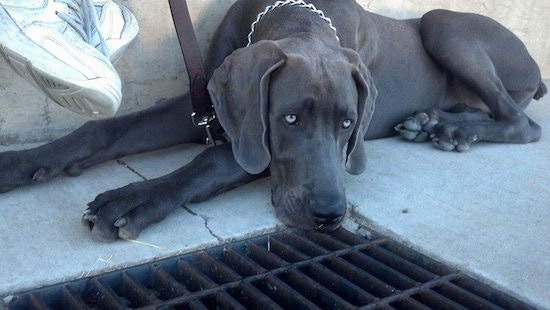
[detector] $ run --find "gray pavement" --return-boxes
[1,96,549,308]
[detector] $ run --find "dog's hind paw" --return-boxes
[395,112,439,142]
[430,123,480,152]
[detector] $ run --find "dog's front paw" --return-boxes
[395,112,439,142]
[82,182,178,242]
[0,149,62,193]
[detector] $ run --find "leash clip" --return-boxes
[191,111,218,145]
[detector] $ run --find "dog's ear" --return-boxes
[208,41,287,174]
[343,49,377,175]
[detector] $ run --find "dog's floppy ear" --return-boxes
[208,41,287,174]
[343,49,377,175]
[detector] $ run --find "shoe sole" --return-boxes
[0,6,121,117]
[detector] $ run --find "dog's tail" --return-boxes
[534,80,547,100]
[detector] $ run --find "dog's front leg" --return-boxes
[82,143,263,242]
[0,95,205,193]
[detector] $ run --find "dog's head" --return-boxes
[208,39,376,231]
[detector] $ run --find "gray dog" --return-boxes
[0,0,546,241]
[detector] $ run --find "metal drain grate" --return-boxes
[2,228,534,309]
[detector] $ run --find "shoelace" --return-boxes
[55,0,109,57]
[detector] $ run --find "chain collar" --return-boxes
[247,0,340,46]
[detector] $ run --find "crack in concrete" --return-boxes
[115,159,148,181]
[182,206,223,242]
[110,160,225,243]
[105,158,225,243]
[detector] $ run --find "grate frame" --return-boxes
[2,228,535,309]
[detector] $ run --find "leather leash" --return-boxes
[168,0,219,144]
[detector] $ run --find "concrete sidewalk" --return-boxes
[1,97,549,308]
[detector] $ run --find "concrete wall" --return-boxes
[1,0,549,144]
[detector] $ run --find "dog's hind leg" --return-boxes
[415,9,544,151]
[0,94,206,192]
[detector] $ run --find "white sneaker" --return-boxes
[94,0,139,62]
[0,0,139,117]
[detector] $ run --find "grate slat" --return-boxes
[61,286,88,309]
[279,231,329,256]
[437,281,506,309]
[307,228,371,250]
[274,233,377,305]
[151,266,187,300]
[177,259,217,291]
[90,278,127,309]
[174,259,245,307]
[279,230,395,301]
[453,277,527,309]
[232,283,284,310]
[28,293,50,310]
[187,302,209,310]
[278,268,355,309]
[327,255,396,297]
[222,247,266,277]
[222,245,317,308]
[348,250,418,289]
[360,274,461,310]
[250,238,355,309]
[302,262,376,305]
[2,228,536,309]
[367,245,437,282]
[268,236,308,262]
[121,271,158,307]
[212,292,247,309]
[413,288,470,309]
[381,240,455,276]
[196,251,243,283]
[254,276,321,309]
[389,296,432,310]
[246,241,289,269]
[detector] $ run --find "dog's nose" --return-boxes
[310,195,346,231]
[313,213,344,230]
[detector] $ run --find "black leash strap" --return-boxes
[168,0,218,144]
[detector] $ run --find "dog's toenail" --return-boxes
[115,218,128,228]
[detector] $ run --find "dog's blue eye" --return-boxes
[284,114,299,125]
[342,119,353,129]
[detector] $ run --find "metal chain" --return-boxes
[247,0,340,46]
